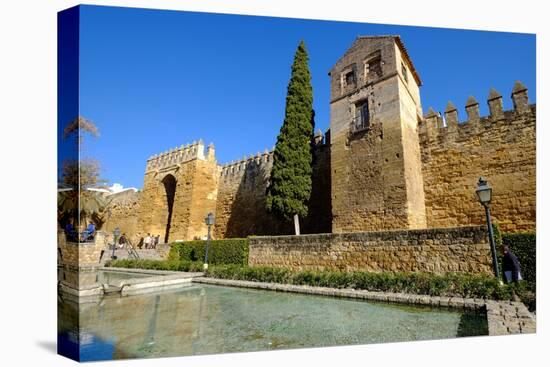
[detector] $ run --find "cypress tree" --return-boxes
[266,40,314,234]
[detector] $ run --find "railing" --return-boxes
[126,239,140,260]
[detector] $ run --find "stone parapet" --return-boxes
[58,230,108,268]
[248,226,493,274]
[146,140,206,172]
[419,85,535,232]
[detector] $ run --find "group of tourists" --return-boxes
[138,233,160,249]
[64,219,95,242]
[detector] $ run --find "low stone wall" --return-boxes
[248,226,493,274]
[58,230,108,268]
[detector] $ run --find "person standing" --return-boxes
[118,233,127,249]
[144,233,152,249]
[502,245,522,283]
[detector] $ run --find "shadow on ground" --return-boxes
[36,340,57,354]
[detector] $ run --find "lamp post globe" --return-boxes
[476,178,499,279]
[476,177,492,206]
[203,213,215,270]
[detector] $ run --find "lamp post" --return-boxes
[475,177,500,279]
[112,227,120,260]
[203,213,215,270]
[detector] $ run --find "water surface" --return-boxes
[58,284,488,361]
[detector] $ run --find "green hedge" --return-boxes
[168,238,249,265]
[501,233,536,283]
[493,224,536,283]
[103,259,532,304]
[105,259,204,272]
[205,265,526,301]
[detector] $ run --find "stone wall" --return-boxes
[214,140,331,239]
[128,38,535,240]
[329,36,427,233]
[420,84,535,232]
[214,150,288,238]
[102,189,140,243]
[58,230,107,268]
[248,226,493,274]
[137,141,219,242]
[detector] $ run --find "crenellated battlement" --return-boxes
[219,149,274,181]
[146,139,216,172]
[419,81,535,233]
[129,36,534,244]
[218,129,330,181]
[419,81,534,140]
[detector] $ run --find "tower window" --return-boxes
[402,63,408,83]
[364,57,382,82]
[344,70,356,86]
[354,100,370,131]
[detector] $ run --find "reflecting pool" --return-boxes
[58,284,488,361]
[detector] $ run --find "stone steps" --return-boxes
[100,248,164,264]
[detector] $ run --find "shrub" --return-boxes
[493,224,536,284]
[204,265,521,301]
[501,233,536,283]
[168,238,248,265]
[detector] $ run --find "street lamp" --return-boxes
[112,227,121,260]
[475,177,500,279]
[203,213,215,270]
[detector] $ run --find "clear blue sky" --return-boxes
[77,5,536,189]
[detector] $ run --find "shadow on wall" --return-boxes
[222,138,332,238]
[224,162,293,237]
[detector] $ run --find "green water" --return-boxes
[58,284,488,361]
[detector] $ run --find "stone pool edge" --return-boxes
[192,277,536,337]
[59,267,203,299]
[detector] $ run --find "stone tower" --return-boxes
[137,140,219,242]
[329,35,427,232]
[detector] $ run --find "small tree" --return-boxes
[59,116,109,229]
[266,41,314,235]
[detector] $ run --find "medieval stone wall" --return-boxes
[58,230,107,268]
[249,226,493,275]
[214,140,331,239]
[103,189,141,243]
[118,37,535,242]
[329,36,427,233]
[419,84,535,232]
[137,141,219,242]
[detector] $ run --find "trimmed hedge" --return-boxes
[501,233,536,283]
[168,238,249,265]
[493,224,536,283]
[103,259,532,305]
[205,265,526,301]
[105,259,204,272]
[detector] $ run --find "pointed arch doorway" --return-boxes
[162,174,177,243]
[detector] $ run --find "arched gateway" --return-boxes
[161,174,176,243]
[137,140,219,242]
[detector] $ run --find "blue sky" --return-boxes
[77,5,536,189]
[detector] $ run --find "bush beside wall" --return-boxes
[104,260,531,304]
[493,224,536,284]
[205,265,525,301]
[501,233,536,283]
[168,238,249,265]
